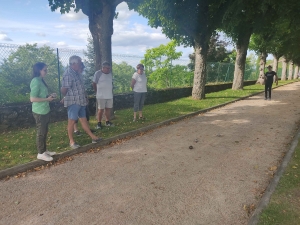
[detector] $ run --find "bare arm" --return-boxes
[131,79,136,90]
[61,87,68,96]
[30,96,54,103]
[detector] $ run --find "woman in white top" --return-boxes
[131,64,147,121]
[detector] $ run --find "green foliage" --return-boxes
[113,62,136,93]
[141,40,192,89]
[0,44,62,105]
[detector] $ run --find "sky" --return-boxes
[0,0,194,59]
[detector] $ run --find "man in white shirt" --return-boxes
[92,61,114,129]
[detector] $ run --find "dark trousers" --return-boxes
[33,112,50,154]
[265,82,273,99]
[133,92,146,112]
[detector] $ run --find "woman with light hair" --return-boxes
[131,63,147,121]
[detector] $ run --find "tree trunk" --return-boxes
[88,3,115,71]
[288,61,293,80]
[256,51,267,85]
[232,30,252,90]
[294,65,299,79]
[192,41,208,100]
[272,54,279,72]
[281,57,287,80]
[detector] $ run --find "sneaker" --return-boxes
[264,98,267,100]
[106,121,114,127]
[268,98,271,101]
[92,138,102,143]
[70,143,80,149]
[45,150,56,156]
[96,122,102,130]
[37,152,53,161]
[74,130,81,136]
[90,129,96,133]
[139,117,146,120]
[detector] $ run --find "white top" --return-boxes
[132,72,147,92]
[93,70,113,99]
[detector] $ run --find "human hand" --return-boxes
[60,98,64,104]
[47,95,55,102]
[50,93,57,99]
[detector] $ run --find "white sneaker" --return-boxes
[45,150,56,156]
[37,152,53,161]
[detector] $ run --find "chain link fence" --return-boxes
[0,43,258,104]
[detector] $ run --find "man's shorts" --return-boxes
[97,99,113,109]
[67,104,86,120]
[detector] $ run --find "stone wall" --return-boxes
[0,81,256,131]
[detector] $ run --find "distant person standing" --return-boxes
[93,61,114,129]
[30,62,57,161]
[131,64,147,121]
[264,65,278,101]
[61,55,101,149]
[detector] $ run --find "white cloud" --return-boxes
[0,32,13,41]
[36,32,46,37]
[59,9,87,21]
[116,2,134,20]
[55,24,66,29]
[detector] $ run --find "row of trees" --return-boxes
[48,0,300,100]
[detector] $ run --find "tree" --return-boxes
[129,0,232,99]
[49,0,139,71]
[188,34,232,71]
[0,44,62,105]
[141,40,184,89]
[113,62,135,93]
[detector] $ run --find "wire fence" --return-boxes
[0,43,258,105]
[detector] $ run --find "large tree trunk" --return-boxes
[88,3,115,70]
[232,30,252,90]
[281,57,287,80]
[272,54,279,72]
[256,51,267,85]
[294,65,299,79]
[192,41,208,100]
[288,61,293,80]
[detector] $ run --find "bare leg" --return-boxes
[97,109,104,122]
[105,108,111,122]
[79,117,98,139]
[68,119,76,145]
[139,111,143,118]
[133,112,137,120]
[74,122,79,132]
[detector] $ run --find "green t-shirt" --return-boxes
[30,77,50,115]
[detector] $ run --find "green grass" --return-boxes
[0,80,295,170]
[258,139,300,225]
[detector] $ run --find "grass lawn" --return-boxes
[258,138,300,225]
[0,80,295,170]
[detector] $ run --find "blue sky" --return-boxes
[0,0,194,59]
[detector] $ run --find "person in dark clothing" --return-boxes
[264,65,278,100]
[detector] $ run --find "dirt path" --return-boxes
[1,82,300,225]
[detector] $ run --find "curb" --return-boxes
[248,127,300,225]
[0,82,296,180]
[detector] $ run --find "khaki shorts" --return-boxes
[97,98,113,109]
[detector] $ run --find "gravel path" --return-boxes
[1,82,300,225]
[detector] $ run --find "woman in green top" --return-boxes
[30,62,57,161]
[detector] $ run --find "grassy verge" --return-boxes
[258,138,300,225]
[0,80,295,170]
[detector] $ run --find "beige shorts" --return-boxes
[97,99,113,109]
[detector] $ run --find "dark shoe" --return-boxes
[139,117,146,120]
[106,121,115,127]
[96,122,102,130]
[90,129,96,133]
[264,98,267,100]
[74,130,81,136]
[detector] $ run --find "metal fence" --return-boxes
[0,43,258,104]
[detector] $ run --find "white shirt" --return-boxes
[93,70,113,99]
[132,72,147,92]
